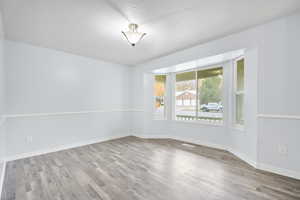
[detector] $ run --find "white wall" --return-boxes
[3,40,131,159]
[229,48,259,166]
[257,13,300,177]
[0,11,6,194]
[131,12,300,178]
[5,41,131,114]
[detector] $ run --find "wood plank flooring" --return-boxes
[1,136,300,200]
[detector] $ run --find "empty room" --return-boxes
[0,0,300,199]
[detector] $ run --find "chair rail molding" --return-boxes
[257,114,300,120]
[3,109,142,118]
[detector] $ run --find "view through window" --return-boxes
[154,75,166,119]
[175,67,223,122]
[175,71,197,120]
[235,58,245,125]
[197,68,223,121]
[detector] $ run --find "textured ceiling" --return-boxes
[1,0,300,65]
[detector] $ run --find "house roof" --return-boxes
[176,90,196,97]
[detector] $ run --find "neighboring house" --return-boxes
[176,90,196,106]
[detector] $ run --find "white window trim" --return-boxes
[233,56,245,129]
[152,56,247,129]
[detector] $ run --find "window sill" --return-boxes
[173,120,224,127]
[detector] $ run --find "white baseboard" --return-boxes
[138,134,227,150]
[257,163,300,180]
[228,148,257,168]
[0,161,6,199]
[5,134,130,162]
[136,134,300,180]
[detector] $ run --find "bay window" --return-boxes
[152,51,245,127]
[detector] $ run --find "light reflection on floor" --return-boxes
[150,143,227,198]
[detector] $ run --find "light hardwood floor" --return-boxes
[1,136,300,200]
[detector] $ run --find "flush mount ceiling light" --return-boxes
[122,23,146,46]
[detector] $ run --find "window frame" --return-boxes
[153,74,168,120]
[172,64,224,125]
[233,56,245,129]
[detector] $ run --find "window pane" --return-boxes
[237,58,244,91]
[175,71,196,120]
[197,67,223,122]
[154,75,166,119]
[236,94,244,125]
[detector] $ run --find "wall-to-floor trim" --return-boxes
[0,117,6,199]
[0,161,6,199]
[228,148,258,168]
[5,134,130,162]
[137,134,299,180]
[257,163,300,180]
[138,134,227,150]
[138,134,258,167]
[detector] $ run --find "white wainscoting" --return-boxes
[2,109,133,161]
[0,109,145,161]
[0,116,5,127]
[257,113,300,180]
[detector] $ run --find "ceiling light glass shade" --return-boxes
[122,23,146,46]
